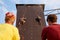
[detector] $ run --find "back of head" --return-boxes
[5,12,15,25]
[47,14,57,23]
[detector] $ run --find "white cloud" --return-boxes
[14,0,20,4]
[0,0,5,5]
[0,0,8,12]
[40,0,46,4]
[44,0,60,9]
[1,6,8,13]
[11,0,20,4]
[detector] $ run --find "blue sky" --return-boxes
[0,0,60,26]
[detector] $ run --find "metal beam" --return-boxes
[44,8,60,12]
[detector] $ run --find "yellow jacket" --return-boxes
[0,23,20,40]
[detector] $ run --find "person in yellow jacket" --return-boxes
[0,12,20,40]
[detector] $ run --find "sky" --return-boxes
[0,0,60,26]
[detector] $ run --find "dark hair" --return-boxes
[47,14,57,23]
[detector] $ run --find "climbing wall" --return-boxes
[16,4,46,40]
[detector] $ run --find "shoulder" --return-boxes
[42,27,48,31]
[42,27,49,34]
[1,23,18,30]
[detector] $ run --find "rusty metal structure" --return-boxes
[16,4,46,40]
